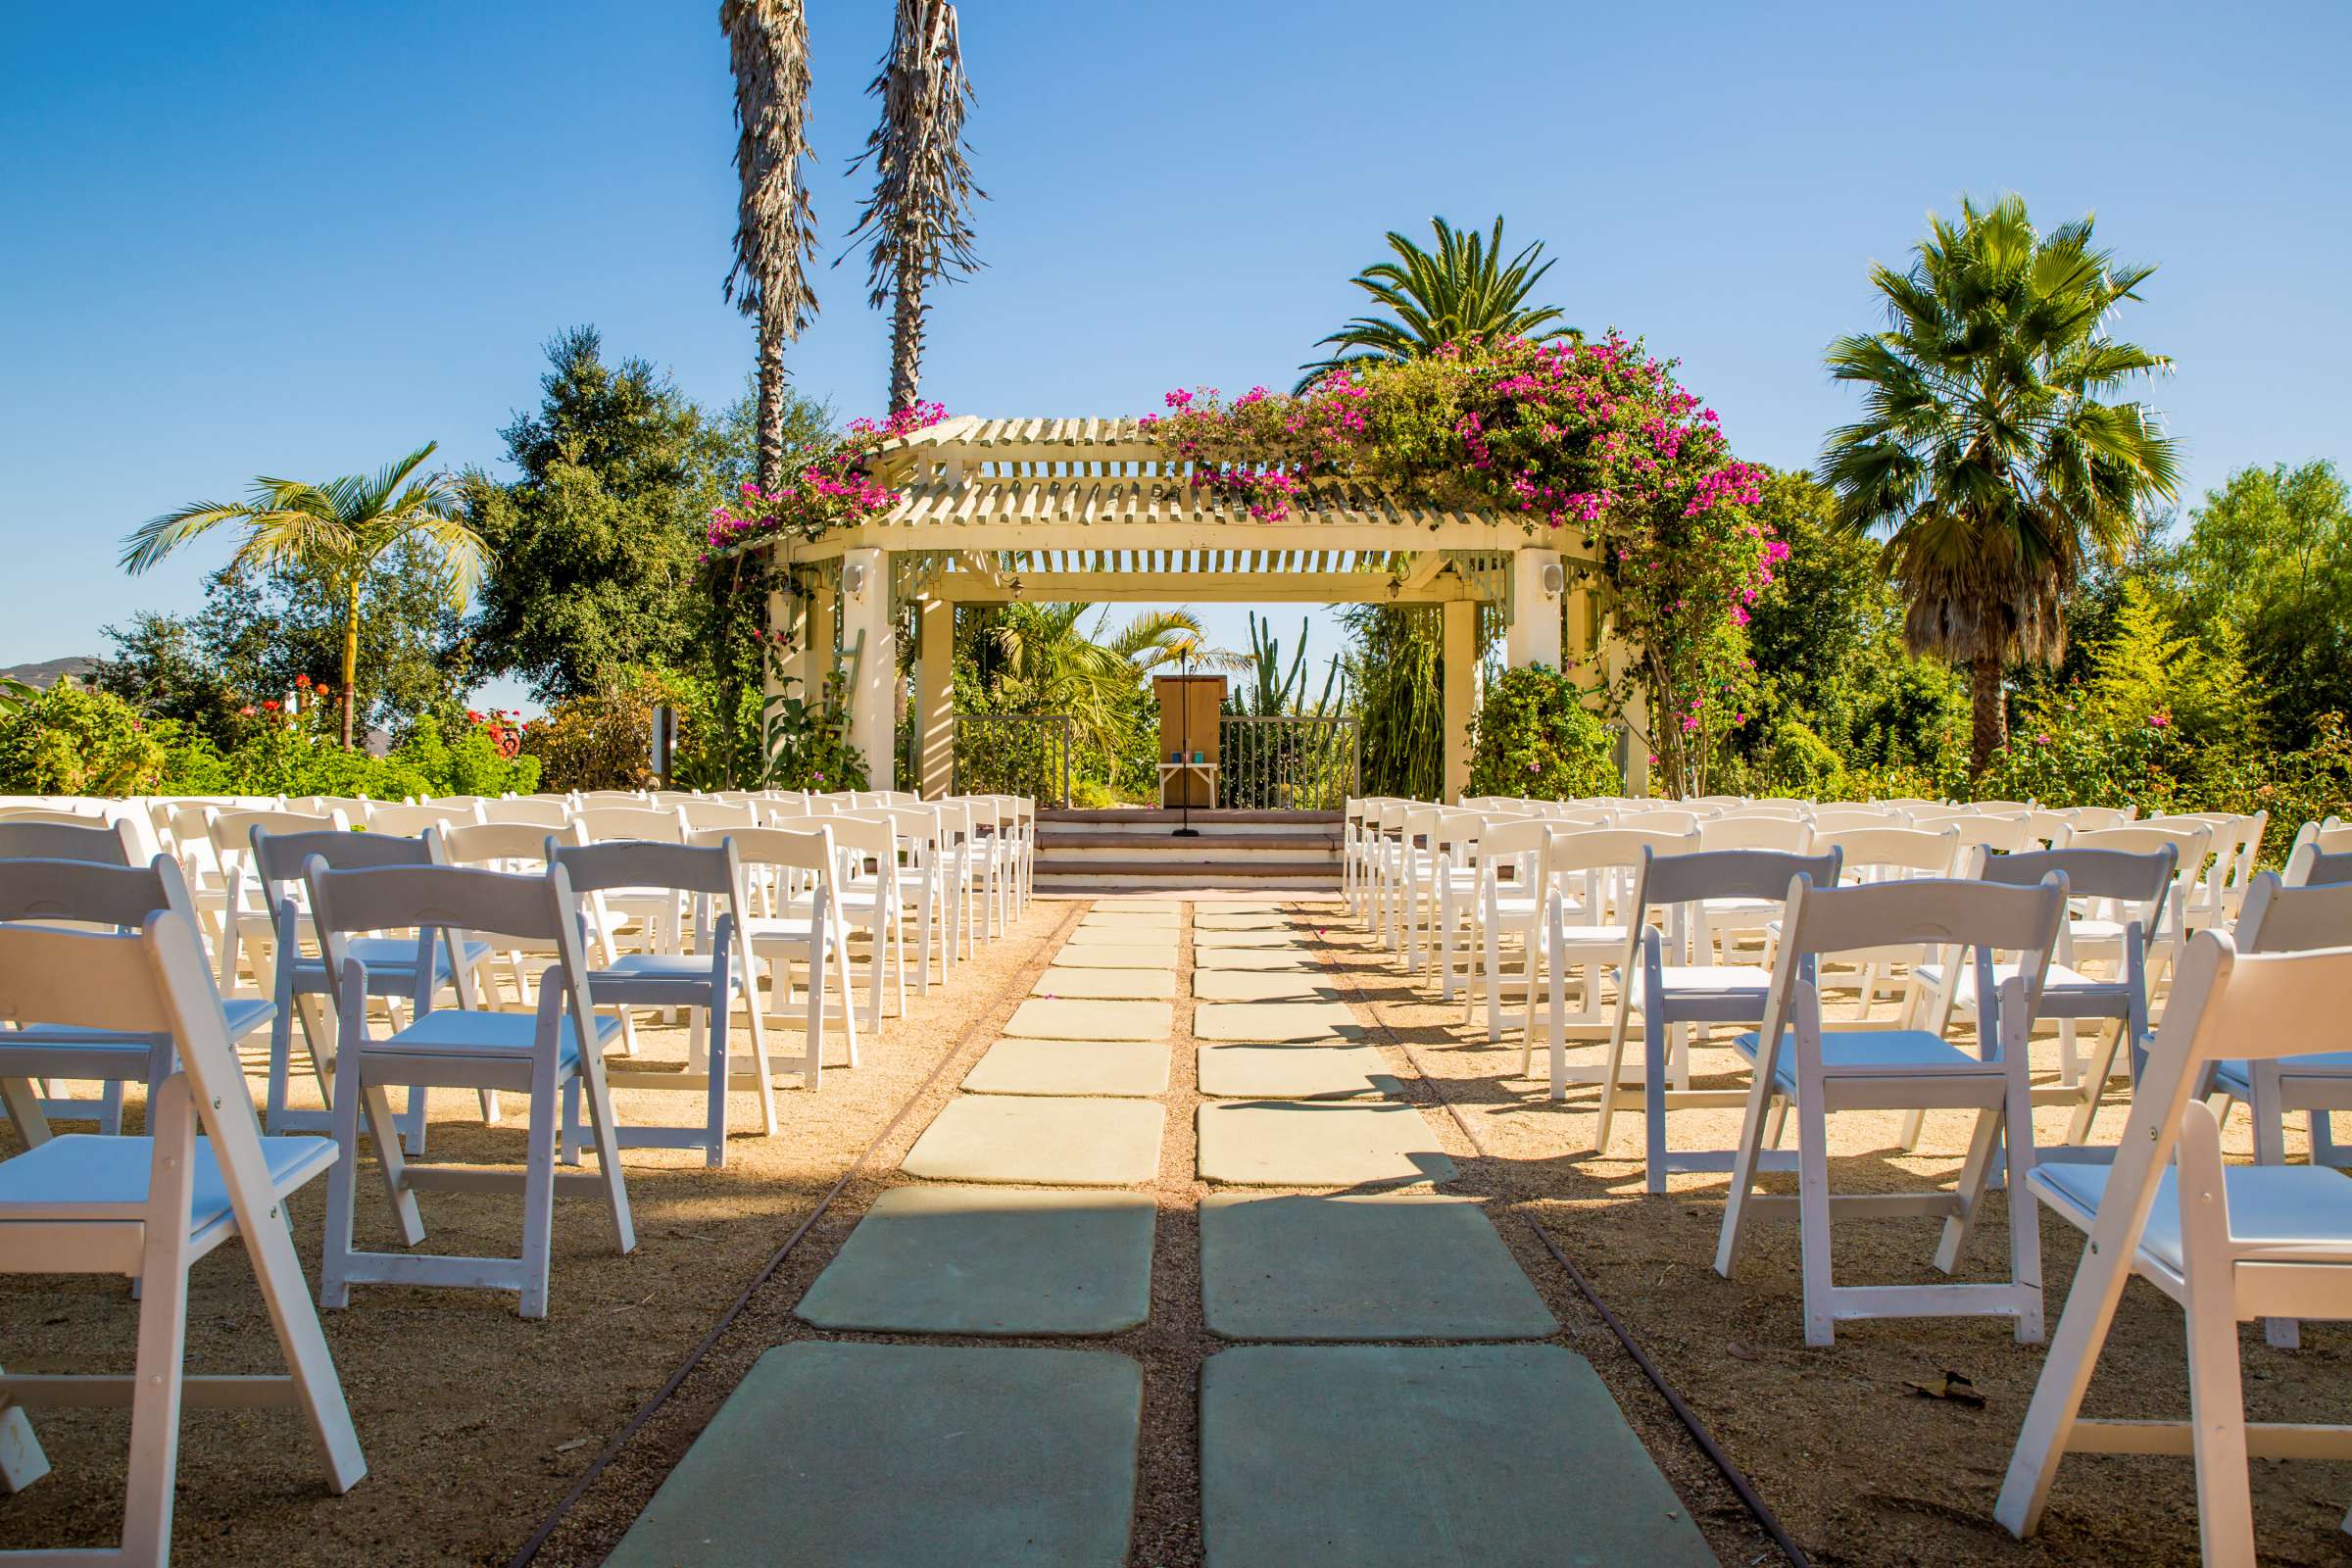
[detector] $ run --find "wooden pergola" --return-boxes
[764,416,1644,800]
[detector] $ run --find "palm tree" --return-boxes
[122,444,486,749]
[1296,216,1578,392]
[988,604,1236,762]
[722,0,819,496]
[1821,194,2180,772]
[843,0,983,414]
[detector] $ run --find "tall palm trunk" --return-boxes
[1969,652,2005,776]
[756,316,791,495]
[889,248,926,413]
[340,591,362,750]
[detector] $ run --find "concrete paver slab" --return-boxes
[1197,1102,1454,1187]
[1053,942,1179,969]
[1193,929,1308,950]
[1195,1002,1361,1042]
[1200,1195,1556,1340]
[1200,1345,1712,1567]
[1194,911,1290,930]
[906,1096,1165,1185]
[1037,967,1175,1000]
[798,1187,1156,1335]
[964,1039,1171,1098]
[609,1343,1140,1568]
[1066,924,1183,947]
[1091,899,1184,911]
[1196,1045,1399,1101]
[1194,946,1325,972]
[1078,911,1180,930]
[1006,998,1171,1041]
[1194,970,1340,1003]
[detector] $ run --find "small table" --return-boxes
[1157,760,1217,808]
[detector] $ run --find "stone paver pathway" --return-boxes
[612,894,1716,1567]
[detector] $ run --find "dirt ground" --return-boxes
[8,895,2351,1566]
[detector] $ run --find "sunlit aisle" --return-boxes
[607,898,1711,1566]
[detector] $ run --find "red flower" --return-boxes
[262,700,281,712]
[294,673,312,688]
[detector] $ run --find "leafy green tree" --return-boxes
[466,328,782,703]
[0,684,167,796]
[1297,217,1578,391]
[2084,577,2187,726]
[2157,460,2352,748]
[844,0,983,411]
[1735,468,1966,784]
[122,443,486,748]
[982,602,1217,763]
[1466,664,1618,800]
[1821,194,2180,773]
[90,611,239,737]
[1341,605,1447,800]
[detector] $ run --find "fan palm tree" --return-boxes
[721,0,819,495]
[1296,216,1578,392]
[1821,194,2180,773]
[843,0,983,414]
[122,443,486,748]
[988,604,1238,761]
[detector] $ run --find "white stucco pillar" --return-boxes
[916,598,954,799]
[1506,548,1563,670]
[842,547,895,790]
[1442,600,1476,804]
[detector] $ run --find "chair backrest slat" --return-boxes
[0,817,140,865]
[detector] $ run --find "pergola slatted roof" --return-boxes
[775,414,1595,602]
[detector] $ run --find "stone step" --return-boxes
[1039,833,1340,855]
[1035,859,1341,881]
[1041,808,1342,826]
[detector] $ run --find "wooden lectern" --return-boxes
[1153,675,1225,808]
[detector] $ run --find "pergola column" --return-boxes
[1442,600,1475,803]
[1506,548,1563,669]
[788,569,834,706]
[916,597,954,799]
[842,547,895,790]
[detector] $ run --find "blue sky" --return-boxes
[5,0,2346,710]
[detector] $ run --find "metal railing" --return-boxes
[951,713,1073,807]
[1216,716,1360,811]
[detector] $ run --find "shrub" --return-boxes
[1465,664,1620,800]
[522,667,679,792]
[0,683,167,796]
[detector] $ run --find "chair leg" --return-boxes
[704,996,729,1169]
[578,1063,635,1252]
[1593,999,1634,1155]
[1936,1108,2003,1276]
[1794,1072,1838,1347]
[2180,1153,2257,1560]
[1643,1011,1671,1197]
[122,1076,197,1568]
[516,1078,560,1321]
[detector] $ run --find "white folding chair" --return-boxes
[717,824,856,1085]
[557,837,775,1167]
[1534,825,1702,1097]
[0,857,274,1146]
[252,825,495,1152]
[304,859,632,1319]
[1715,870,2066,1346]
[206,808,347,999]
[1596,847,1841,1193]
[0,907,364,1564]
[1996,934,2352,1563]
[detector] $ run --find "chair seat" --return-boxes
[1732,1027,1987,1094]
[4,997,276,1051]
[371,1007,621,1066]
[1700,896,1779,917]
[740,915,822,945]
[1914,960,2111,997]
[0,1132,335,1225]
[1552,923,1627,948]
[291,936,493,983]
[2208,1052,2352,1097]
[2034,1160,2352,1275]
[590,953,740,991]
[1630,965,1773,1004]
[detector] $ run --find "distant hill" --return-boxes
[0,657,100,689]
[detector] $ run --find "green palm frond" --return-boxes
[1296,216,1580,391]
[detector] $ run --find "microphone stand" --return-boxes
[1173,644,1200,838]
